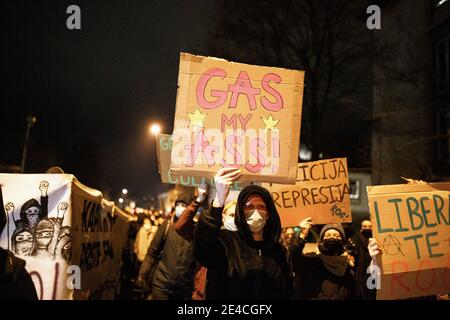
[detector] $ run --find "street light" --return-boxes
[122,188,128,195]
[118,198,124,204]
[149,123,161,136]
[21,114,37,173]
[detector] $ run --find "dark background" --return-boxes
[1,0,448,205]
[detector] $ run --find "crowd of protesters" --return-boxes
[2,168,448,300]
[118,168,446,300]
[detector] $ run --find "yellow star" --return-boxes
[187,108,207,128]
[262,114,279,132]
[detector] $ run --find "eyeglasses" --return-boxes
[243,204,268,213]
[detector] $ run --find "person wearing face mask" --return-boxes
[191,199,238,301]
[347,219,376,300]
[134,218,157,266]
[136,189,206,299]
[193,168,293,299]
[289,219,355,300]
[221,200,238,232]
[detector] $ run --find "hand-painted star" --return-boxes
[187,108,207,128]
[262,114,279,132]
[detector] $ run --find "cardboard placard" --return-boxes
[367,182,450,300]
[157,133,245,190]
[0,174,129,300]
[263,158,351,227]
[170,53,304,184]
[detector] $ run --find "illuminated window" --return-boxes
[349,179,360,201]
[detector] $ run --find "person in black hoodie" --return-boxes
[290,219,355,300]
[347,219,376,300]
[193,168,292,300]
[0,183,38,300]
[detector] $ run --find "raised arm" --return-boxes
[193,168,242,269]
[175,184,208,241]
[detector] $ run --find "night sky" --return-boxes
[1,0,215,203]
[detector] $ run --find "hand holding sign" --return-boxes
[368,238,382,265]
[196,183,209,203]
[299,217,313,240]
[213,168,242,208]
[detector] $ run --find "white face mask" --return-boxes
[175,205,186,218]
[223,217,238,232]
[246,209,266,233]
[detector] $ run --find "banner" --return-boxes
[367,182,450,300]
[170,53,304,184]
[157,133,245,190]
[263,158,351,227]
[0,174,129,300]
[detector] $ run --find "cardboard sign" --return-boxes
[0,174,128,300]
[367,182,450,300]
[170,53,304,184]
[263,158,351,227]
[157,133,245,190]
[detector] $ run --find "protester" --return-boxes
[193,168,293,299]
[347,219,376,299]
[134,217,157,267]
[221,200,237,232]
[191,198,237,300]
[281,227,296,249]
[290,218,355,299]
[137,188,206,300]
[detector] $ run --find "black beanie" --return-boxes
[319,223,346,242]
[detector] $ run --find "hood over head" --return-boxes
[235,185,281,249]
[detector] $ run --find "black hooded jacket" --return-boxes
[289,238,355,300]
[193,185,292,300]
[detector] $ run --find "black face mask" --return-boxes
[361,229,373,238]
[318,238,344,256]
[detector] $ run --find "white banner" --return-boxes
[0,174,129,300]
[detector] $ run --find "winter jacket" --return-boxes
[348,233,376,300]
[193,185,293,300]
[139,202,199,299]
[290,238,355,300]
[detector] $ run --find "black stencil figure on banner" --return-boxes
[5,181,72,261]
[20,181,49,229]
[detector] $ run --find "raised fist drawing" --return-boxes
[5,202,15,215]
[57,202,69,218]
[39,181,49,196]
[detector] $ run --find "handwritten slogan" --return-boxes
[367,182,450,299]
[157,133,245,190]
[170,53,304,184]
[263,158,351,227]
